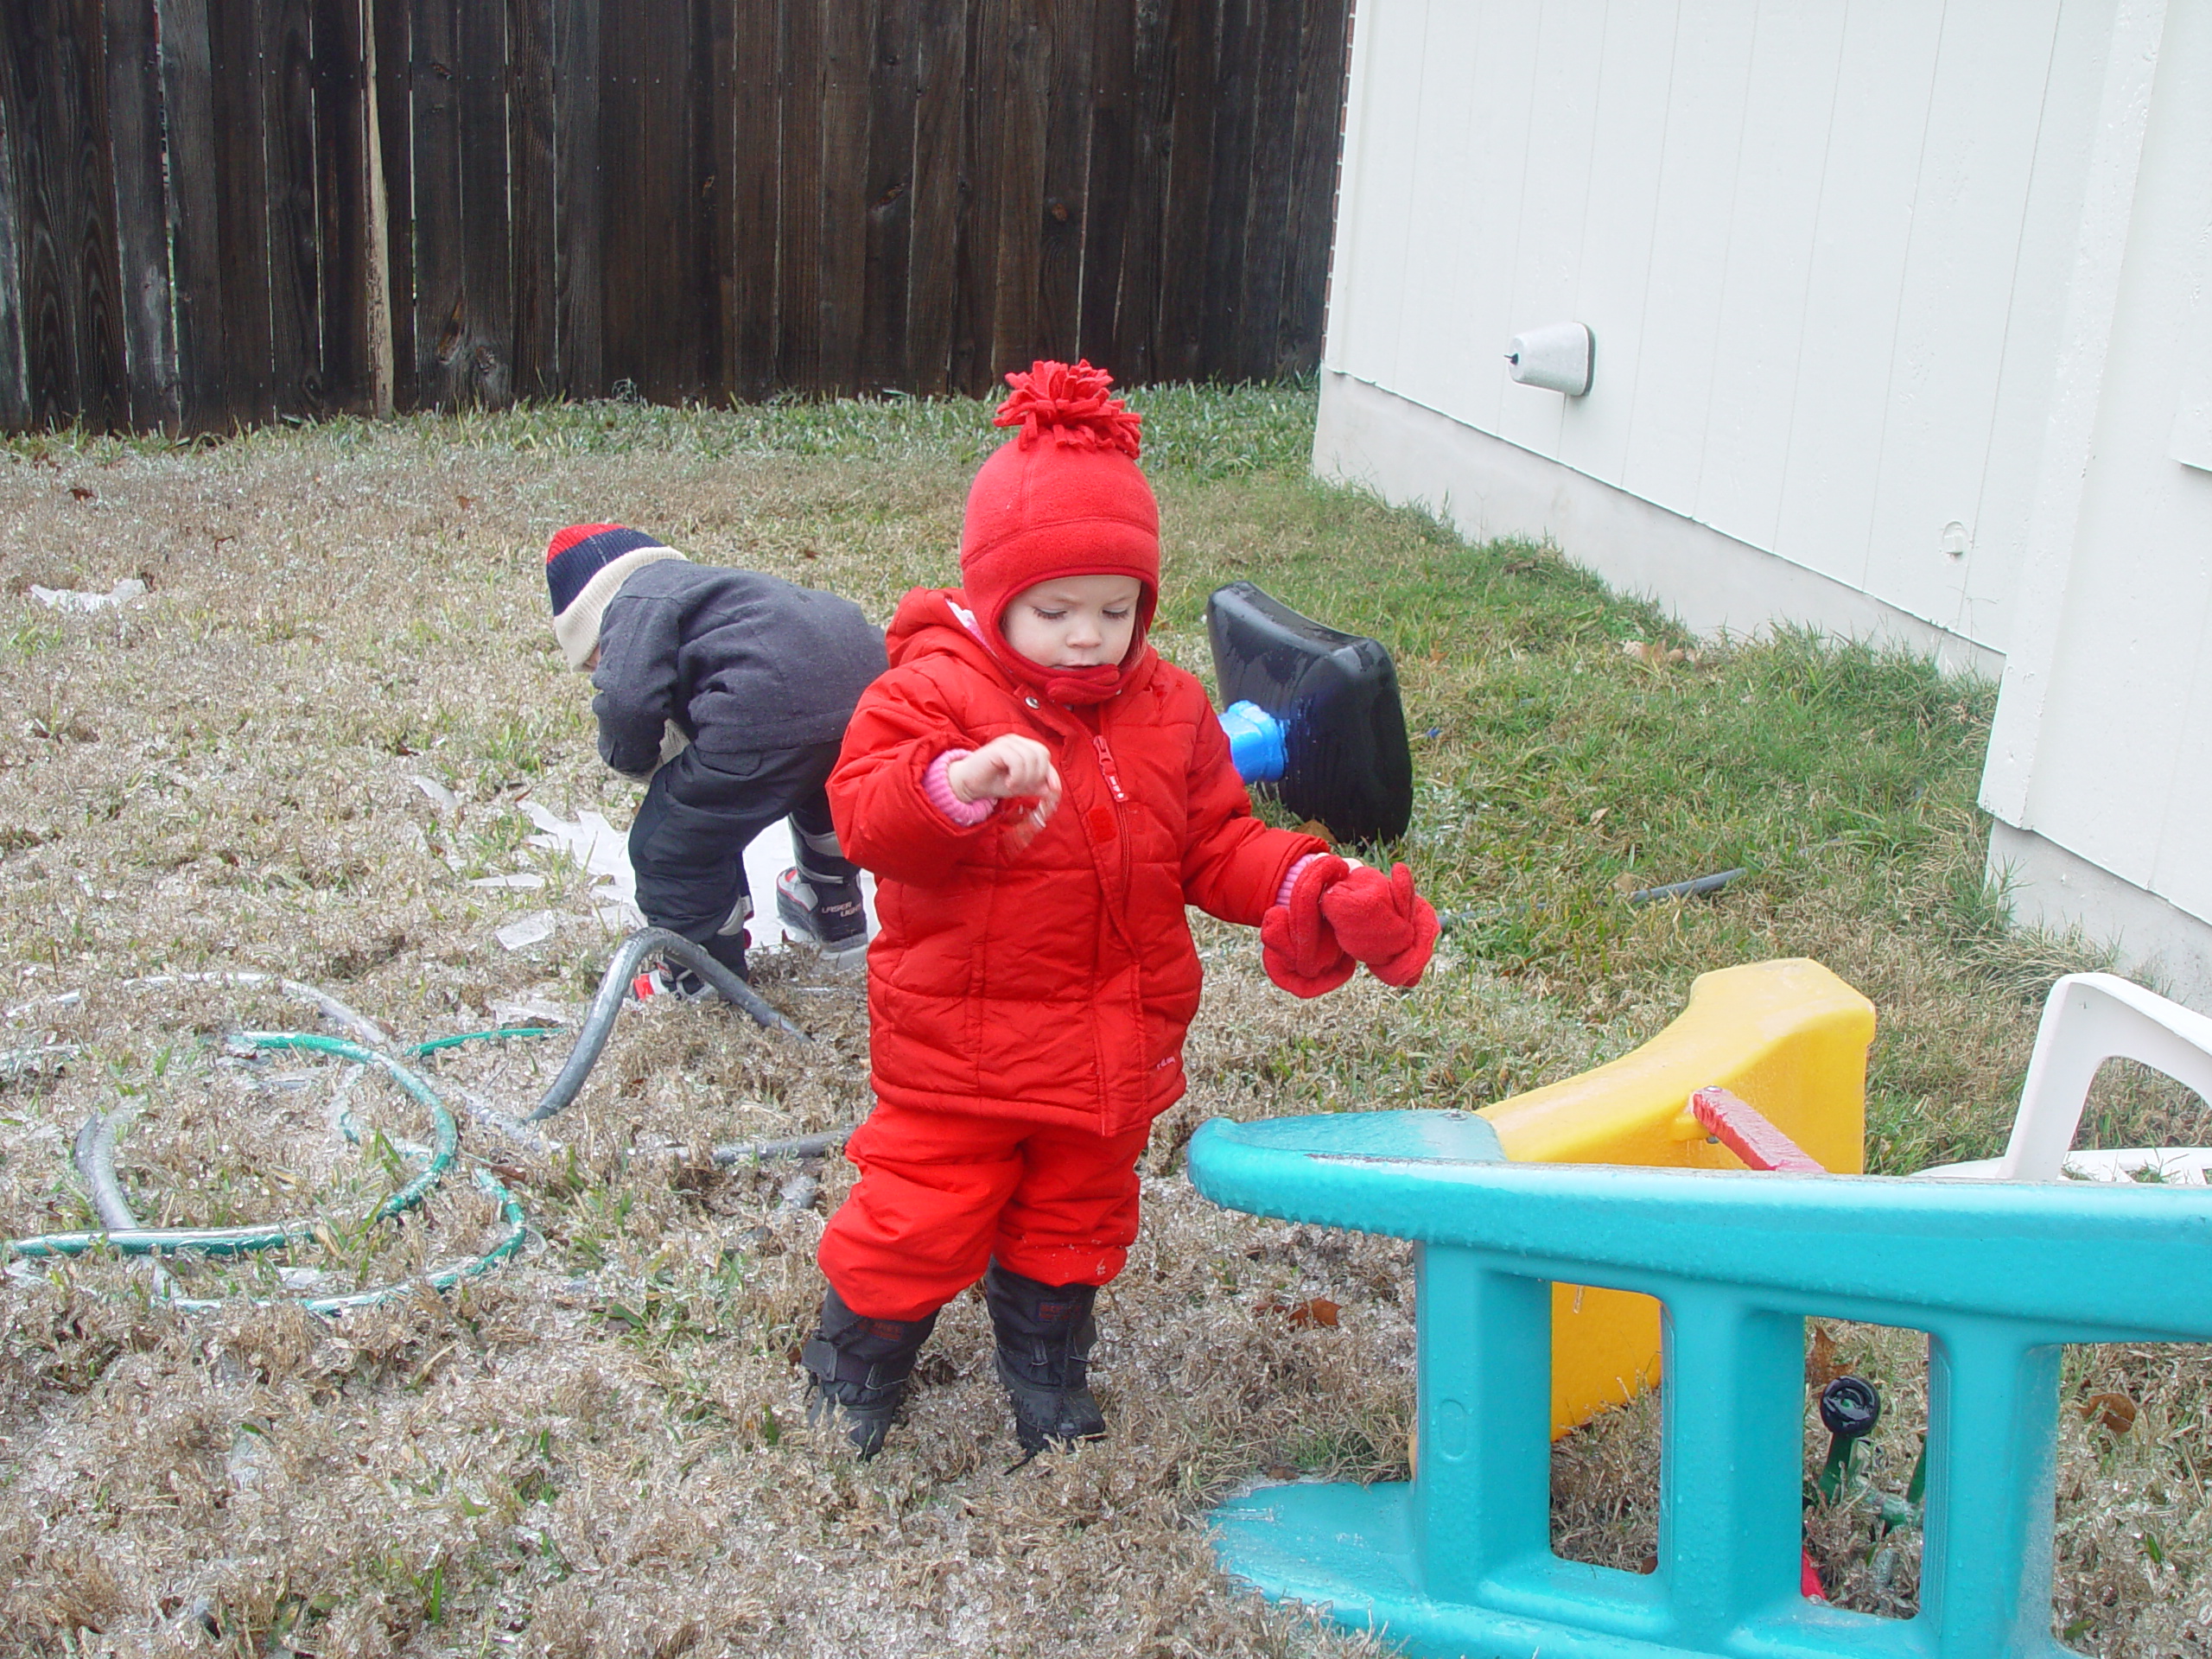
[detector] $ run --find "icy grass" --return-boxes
[0,386,2204,1656]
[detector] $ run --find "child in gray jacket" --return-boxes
[545,524,887,988]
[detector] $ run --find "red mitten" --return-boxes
[1319,862,1440,988]
[1259,855,1354,998]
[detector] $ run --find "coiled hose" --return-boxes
[10,1033,529,1317]
[2,930,833,1317]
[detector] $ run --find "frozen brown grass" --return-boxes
[0,395,2205,1656]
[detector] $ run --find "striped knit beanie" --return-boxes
[544,524,687,671]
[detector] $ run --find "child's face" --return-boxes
[1001,574,1145,670]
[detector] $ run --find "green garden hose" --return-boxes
[10,1033,524,1316]
[3,928,825,1317]
[18,1038,446,1242]
[404,1027,562,1058]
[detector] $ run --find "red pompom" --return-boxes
[993,359,1143,458]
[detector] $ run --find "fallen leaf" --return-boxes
[1294,819,1336,848]
[1264,1464,1298,1481]
[69,486,93,501]
[1257,1295,1340,1329]
[1804,1322,1849,1388]
[2082,1391,2137,1434]
[1621,639,1689,669]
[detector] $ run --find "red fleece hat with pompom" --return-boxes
[960,361,1160,677]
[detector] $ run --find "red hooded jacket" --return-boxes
[829,588,1328,1139]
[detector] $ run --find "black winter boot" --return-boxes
[983,1262,1108,1454]
[800,1287,938,1458]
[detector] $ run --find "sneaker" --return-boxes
[776,868,869,960]
[628,964,712,1002]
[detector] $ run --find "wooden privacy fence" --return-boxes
[0,0,1351,435]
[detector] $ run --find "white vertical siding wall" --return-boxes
[1984,0,2212,932]
[1327,0,2120,658]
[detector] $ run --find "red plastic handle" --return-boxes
[1689,1086,1827,1175]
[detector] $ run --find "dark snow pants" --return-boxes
[626,739,856,975]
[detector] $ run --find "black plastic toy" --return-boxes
[1813,1373,1882,1503]
[1205,582,1413,847]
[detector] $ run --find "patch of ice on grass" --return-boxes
[31,577,145,613]
[494,911,558,951]
[520,802,644,930]
[488,992,569,1026]
[518,802,878,950]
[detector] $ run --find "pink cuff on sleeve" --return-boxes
[1276,852,1325,908]
[924,750,995,827]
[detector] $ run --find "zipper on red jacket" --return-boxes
[1089,724,1136,906]
[1091,734,1128,803]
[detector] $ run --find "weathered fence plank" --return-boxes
[507,0,556,400]
[7,1,127,428]
[104,0,176,428]
[1034,0,1093,367]
[210,0,275,424]
[156,0,225,427]
[369,0,417,411]
[0,11,67,425]
[1234,0,1302,382]
[550,0,601,397]
[409,0,466,405]
[816,0,875,397]
[454,0,510,402]
[0,42,28,428]
[1199,0,1257,380]
[5,0,1351,431]
[1103,0,1172,383]
[726,0,779,401]
[903,0,965,397]
[773,0,825,393]
[1076,0,1132,369]
[984,0,1048,381]
[313,0,372,413]
[1276,0,1348,376]
[268,0,323,411]
[704,0,738,398]
[601,0,709,403]
[857,0,915,396]
[1155,0,1221,384]
[948,0,1004,396]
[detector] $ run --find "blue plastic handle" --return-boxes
[1218,700,1287,784]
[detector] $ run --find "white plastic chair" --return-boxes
[1919,973,2212,1183]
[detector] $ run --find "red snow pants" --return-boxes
[817,1099,1153,1321]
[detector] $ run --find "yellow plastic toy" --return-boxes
[1478,958,1874,1436]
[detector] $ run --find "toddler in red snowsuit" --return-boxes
[801,361,1440,1458]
